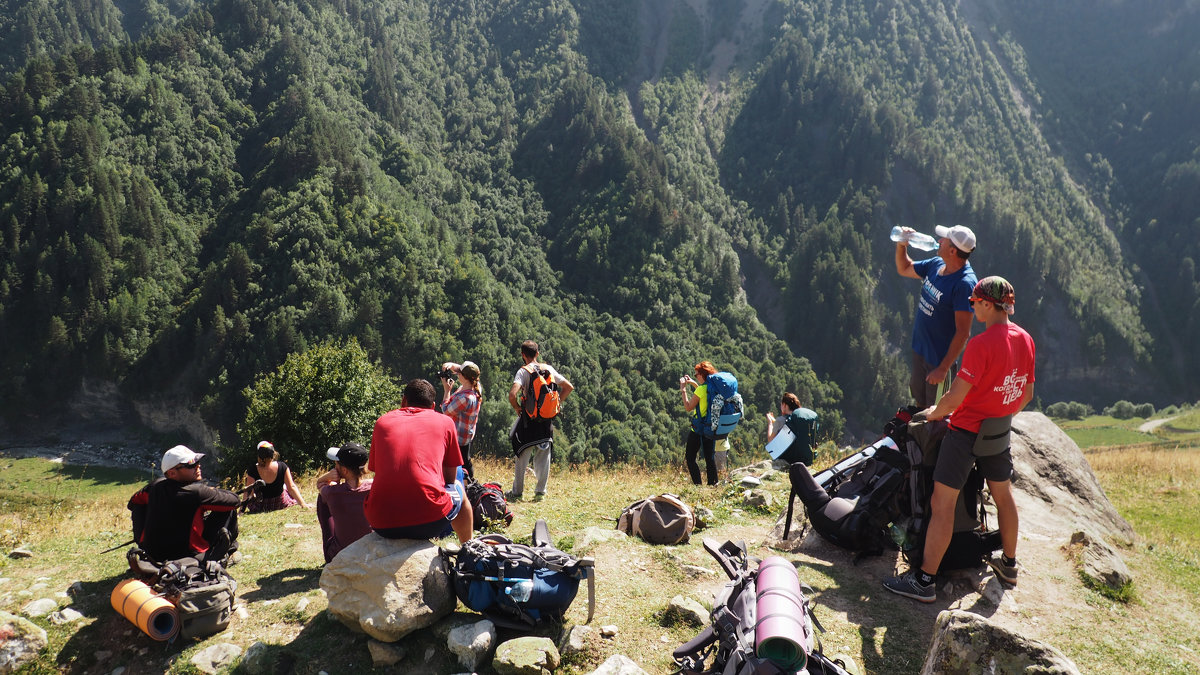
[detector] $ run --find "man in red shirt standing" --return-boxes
[366,379,473,544]
[885,276,1036,602]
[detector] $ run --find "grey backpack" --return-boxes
[616,494,695,545]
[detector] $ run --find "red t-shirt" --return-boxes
[365,407,463,529]
[949,322,1036,433]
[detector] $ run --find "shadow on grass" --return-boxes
[56,571,186,674]
[775,531,1001,673]
[240,566,323,602]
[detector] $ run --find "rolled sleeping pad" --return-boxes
[754,557,812,671]
[111,577,178,641]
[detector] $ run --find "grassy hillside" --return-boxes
[2,440,1198,674]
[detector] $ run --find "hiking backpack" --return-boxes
[126,548,237,640]
[782,406,1002,569]
[446,519,595,630]
[785,438,910,556]
[780,408,820,465]
[616,494,695,545]
[694,371,744,439]
[465,477,514,530]
[895,417,1002,571]
[521,363,561,419]
[673,539,852,675]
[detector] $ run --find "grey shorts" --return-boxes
[932,426,1013,489]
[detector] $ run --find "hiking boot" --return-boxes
[505,491,523,502]
[533,492,546,502]
[883,572,935,603]
[987,553,1019,586]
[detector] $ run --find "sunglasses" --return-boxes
[177,461,200,470]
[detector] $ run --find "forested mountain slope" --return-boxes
[0,0,1194,460]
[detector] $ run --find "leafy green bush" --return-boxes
[1134,402,1155,419]
[1045,402,1071,418]
[1103,400,1136,419]
[1067,402,1094,420]
[229,339,402,475]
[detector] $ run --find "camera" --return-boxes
[436,368,456,380]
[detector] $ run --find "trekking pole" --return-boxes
[100,538,137,554]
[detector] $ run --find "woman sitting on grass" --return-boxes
[243,441,310,513]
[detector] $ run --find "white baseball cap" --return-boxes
[161,445,205,473]
[935,225,977,252]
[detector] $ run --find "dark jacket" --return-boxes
[128,478,240,561]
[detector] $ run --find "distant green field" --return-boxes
[1063,426,1160,448]
[1164,410,1200,432]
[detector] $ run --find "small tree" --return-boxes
[1134,402,1155,419]
[1045,402,1070,418]
[231,338,403,474]
[1104,400,1136,420]
[1066,401,1093,420]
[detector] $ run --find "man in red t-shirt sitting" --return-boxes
[365,379,473,544]
[885,276,1036,602]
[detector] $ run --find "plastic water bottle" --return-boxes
[890,226,938,251]
[505,580,534,603]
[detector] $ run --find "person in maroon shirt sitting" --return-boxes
[365,379,473,544]
[315,442,373,563]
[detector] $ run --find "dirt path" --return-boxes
[1138,415,1178,433]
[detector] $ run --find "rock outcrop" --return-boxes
[320,535,455,642]
[922,610,1081,674]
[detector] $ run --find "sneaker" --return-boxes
[533,492,545,502]
[987,554,1019,586]
[883,572,936,603]
[505,491,523,502]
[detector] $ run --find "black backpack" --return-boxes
[445,519,594,631]
[895,417,1002,571]
[788,444,909,556]
[783,407,1001,569]
[465,477,514,531]
[673,539,851,675]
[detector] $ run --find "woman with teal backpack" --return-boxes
[766,392,819,466]
[680,361,720,486]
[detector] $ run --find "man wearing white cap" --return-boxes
[895,224,978,408]
[128,445,241,563]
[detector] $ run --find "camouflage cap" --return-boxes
[972,276,1015,315]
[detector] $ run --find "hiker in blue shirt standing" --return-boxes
[895,225,978,408]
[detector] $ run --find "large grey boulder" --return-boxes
[320,535,456,642]
[922,610,1081,674]
[1008,412,1133,543]
[0,611,47,674]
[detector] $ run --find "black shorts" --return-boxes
[932,426,1013,489]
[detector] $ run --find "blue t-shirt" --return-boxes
[911,257,976,366]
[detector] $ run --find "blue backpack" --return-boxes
[446,520,594,630]
[693,371,744,439]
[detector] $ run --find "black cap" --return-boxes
[326,443,368,469]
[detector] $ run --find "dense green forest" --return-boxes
[1,0,1196,465]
